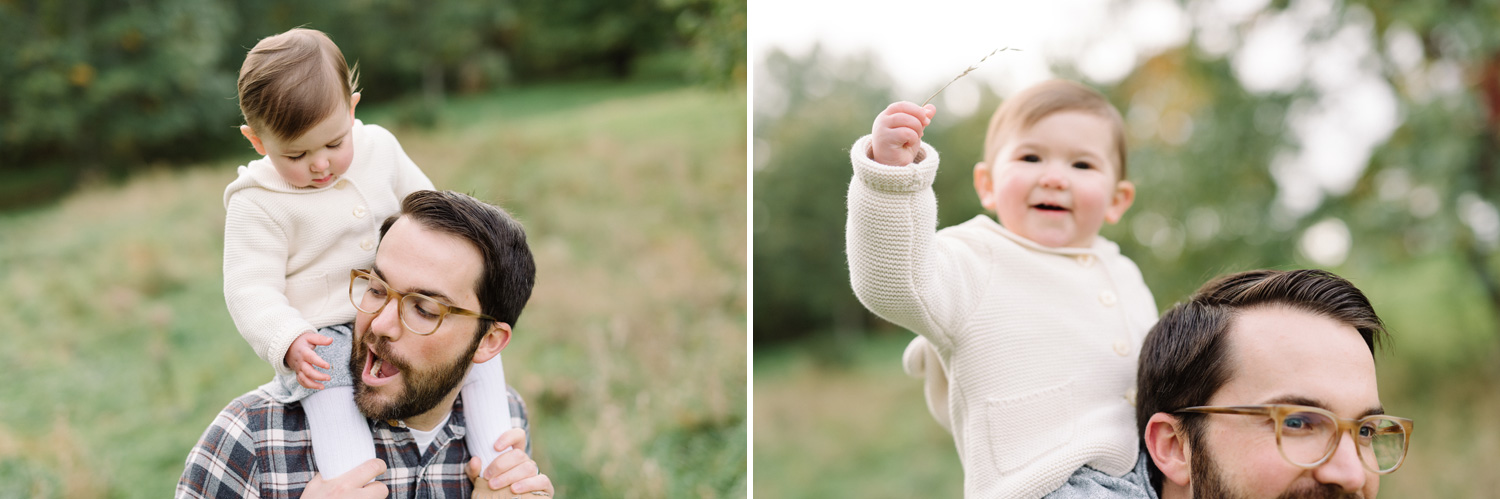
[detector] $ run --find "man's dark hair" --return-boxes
[380,190,536,339]
[1134,269,1388,490]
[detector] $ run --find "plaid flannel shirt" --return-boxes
[177,385,529,499]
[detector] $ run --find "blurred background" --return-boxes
[0,1,745,497]
[752,0,1499,496]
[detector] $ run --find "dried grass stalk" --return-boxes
[921,47,1021,106]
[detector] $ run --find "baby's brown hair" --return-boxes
[237,28,358,142]
[982,80,1127,179]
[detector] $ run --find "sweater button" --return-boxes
[360,239,374,251]
[1099,291,1117,307]
[1125,388,1137,407]
[1113,340,1129,357]
[335,179,348,189]
[1076,254,1094,267]
[353,205,367,218]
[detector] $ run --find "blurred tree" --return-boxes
[1115,0,1500,330]
[752,46,896,344]
[1,0,746,205]
[1343,0,1500,325]
[0,0,238,172]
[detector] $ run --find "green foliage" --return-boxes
[0,0,240,168]
[0,0,747,194]
[751,47,897,343]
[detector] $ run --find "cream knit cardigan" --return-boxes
[223,121,434,378]
[846,135,1158,498]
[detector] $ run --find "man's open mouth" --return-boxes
[363,343,402,383]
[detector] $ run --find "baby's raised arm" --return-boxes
[847,102,988,348]
[869,101,937,166]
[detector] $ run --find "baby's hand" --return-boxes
[287,331,334,389]
[869,101,937,166]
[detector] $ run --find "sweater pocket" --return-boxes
[986,379,1075,474]
[284,271,331,320]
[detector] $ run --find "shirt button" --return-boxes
[1113,340,1129,357]
[1076,254,1095,267]
[335,179,349,189]
[360,239,374,251]
[1125,387,1138,407]
[353,205,367,218]
[1099,291,1117,307]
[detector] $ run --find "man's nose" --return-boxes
[1312,432,1369,492]
[367,299,405,340]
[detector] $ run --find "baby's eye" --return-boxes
[1021,154,1041,163]
[1072,161,1092,170]
[287,153,306,160]
[327,141,343,149]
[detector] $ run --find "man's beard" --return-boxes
[1190,434,1364,499]
[349,333,479,422]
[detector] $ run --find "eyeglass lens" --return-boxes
[1278,411,1406,472]
[350,274,445,334]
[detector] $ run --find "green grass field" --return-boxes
[754,254,1500,497]
[0,80,747,498]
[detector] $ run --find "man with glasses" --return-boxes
[179,190,555,498]
[1116,269,1410,498]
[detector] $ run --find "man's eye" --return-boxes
[415,304,441,319]
[1072,161,1092,170]
[1021,154,1040,162]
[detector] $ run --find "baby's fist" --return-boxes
[869,101,936,166]
[287,331,334,389]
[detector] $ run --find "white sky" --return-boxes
[751,0,1190,116]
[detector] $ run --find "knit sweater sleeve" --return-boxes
[845,135,985,349]
[223,194,315,377]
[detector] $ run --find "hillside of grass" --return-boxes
[0,80,747,498]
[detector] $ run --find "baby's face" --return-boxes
[257,103,356,189]
[975,110,1133,248]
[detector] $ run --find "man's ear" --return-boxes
[1105,179,1136,224]
[973,162,998,212]
[1144,412,1192,489]
[471,321,512,364]
[240,125,267,156]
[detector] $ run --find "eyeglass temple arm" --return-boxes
[1174,406,1271,416]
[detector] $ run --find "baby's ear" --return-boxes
[240,125,267,156]
[973,162,998,212]
[349,92,361,115]
[1105,179,1135,224]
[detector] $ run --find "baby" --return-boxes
[847,80,1158,497]
[222,28,513,493]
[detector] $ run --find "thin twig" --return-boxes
[921,47,1021,106]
